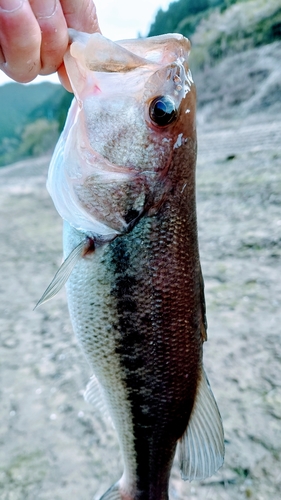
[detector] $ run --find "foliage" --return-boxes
[0,83,59,142]
[56,91,74,132]
[0,137,20,167]
[0,82,73,167]
[19,119,59,158]
[148,0,211,36]
[148,0,281,68]
[190,0,281,68]
[28,86,73,132]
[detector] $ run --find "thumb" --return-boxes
[58,0,101,92]
[60,0,101,34]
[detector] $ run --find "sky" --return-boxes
[0,0,171,86]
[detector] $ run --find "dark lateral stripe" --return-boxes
[109,234,183,500]
[108,220,201,499]
[109,236,154,497]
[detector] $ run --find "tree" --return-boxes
[149,0,210,36]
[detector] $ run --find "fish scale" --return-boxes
[38,29,224,500]
[64,182,201,498]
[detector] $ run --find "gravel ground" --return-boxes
[0,112,280,500]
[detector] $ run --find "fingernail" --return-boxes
[35,0,57,19]
[0,0,23,12]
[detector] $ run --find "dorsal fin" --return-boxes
[178,369,224,481]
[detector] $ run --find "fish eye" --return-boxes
[149,96,178,127]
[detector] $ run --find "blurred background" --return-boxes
[0,1,281,499]
[0,0,280,167]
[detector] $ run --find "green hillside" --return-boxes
[0,82,72,167]
[0,83,57,139]
[149,0,218,37]
[149,0,281,68]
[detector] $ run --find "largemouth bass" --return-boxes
[39,30,224,500]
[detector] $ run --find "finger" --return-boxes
[60,0,101,33]
[57,62,72,92]
[0,0,41,82]
[30,0,68,75]
[58,1,101,92]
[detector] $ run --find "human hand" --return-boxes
[0,0,101,91]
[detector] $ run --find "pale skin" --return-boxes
[0,0,101,91]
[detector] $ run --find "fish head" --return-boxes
[48,30,196,238]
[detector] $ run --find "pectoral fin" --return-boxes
[34,240,87,309]
[178,369,224,481]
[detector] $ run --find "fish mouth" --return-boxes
[68,29,191,73]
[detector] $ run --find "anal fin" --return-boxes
[178,369,224,481]
[84,374,110,420]
[84,374,102,406]
[99,483,122,500]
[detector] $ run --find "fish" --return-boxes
[38,29,224,500]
